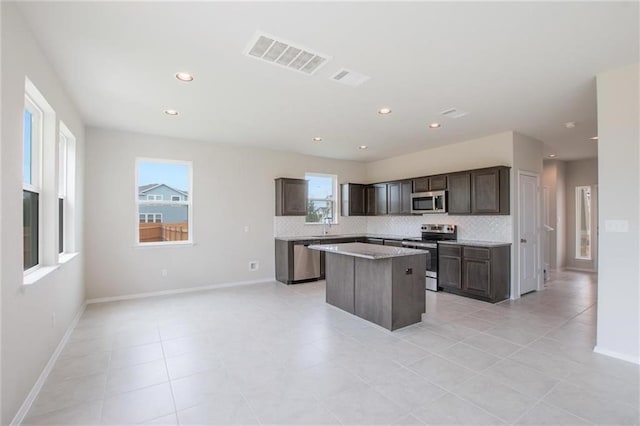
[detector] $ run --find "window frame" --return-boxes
[135,158,193,246]
[304,172,339,225]
[575,185,592,261]
[171,195,181,202]
[146,194,163,201]
[23,95,43,273]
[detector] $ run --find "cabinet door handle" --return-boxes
[520,238,527,243]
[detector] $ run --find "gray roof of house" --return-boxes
[138,183,188,196]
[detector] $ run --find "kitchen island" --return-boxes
[308,243,427,331]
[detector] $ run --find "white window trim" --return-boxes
[575,185,592,261]
[57,121,78,261]
[135,157,193,246]
[171,195,181,201]
[139,213,163,223]
[23,94,43,274]
[304,172,339,225]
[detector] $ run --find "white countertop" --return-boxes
[275,233,419,242]
[308,242,427,260]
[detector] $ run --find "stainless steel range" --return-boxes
[402,224,457,291]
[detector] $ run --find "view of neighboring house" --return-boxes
[138,183,188,223]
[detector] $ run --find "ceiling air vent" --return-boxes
[441,108,469,119]
[330,69,370,87]
[244,33,331,75]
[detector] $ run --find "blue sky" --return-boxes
[307,174,333,199]
[138,161,189,192]
[23,110,32,185]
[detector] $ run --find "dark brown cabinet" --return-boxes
[447,166,510,215]
[438,243,510,303]
[341,183,366,216]
[471,167,510,215]
[275,178,307,216]
[413,175,448,192]
[387,180,412,215]
[438,245,462,290]
[448,172,471,214]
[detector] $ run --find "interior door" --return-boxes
[519,173,539,295]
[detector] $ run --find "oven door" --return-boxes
[402,241,438,291]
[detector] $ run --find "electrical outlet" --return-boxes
[161,269,168,277]
[243,226,250,233]
[249,261,259,271]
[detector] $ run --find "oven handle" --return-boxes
[402,241,437,249]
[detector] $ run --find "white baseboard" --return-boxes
[86,277,275,304]
[10,302,87,426]
[593,346,640,365]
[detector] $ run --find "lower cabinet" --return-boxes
[438,243,510,303]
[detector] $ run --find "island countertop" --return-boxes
[308,242,427,260]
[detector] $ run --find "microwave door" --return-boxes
[413,197,434,212]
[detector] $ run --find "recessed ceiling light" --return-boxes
[548,154,556,158]
[429,123,441,129]
[164,109,179,116]
[175,72,194,82]
[358,145,368,150]
[590,136,599,140]
[564,121,576,129]
[378,108,392,115]
[312,137,322,142]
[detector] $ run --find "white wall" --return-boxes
[365,131,514,183]
[1,3,86,423]
[565,159,598,272]
[84,127,366,300]
[595,63,640,364]
[542,160,567,271]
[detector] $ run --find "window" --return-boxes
[305,173,338,224]
[23,95,42,271]
[58,122,77,259]
[139,213,163,223]
[136,159,192,245]
[575,186,592,260]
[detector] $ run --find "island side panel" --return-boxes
[354,257,393,330]
[325,252,356,314]
[391,254,427,330]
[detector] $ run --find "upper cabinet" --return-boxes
[341,183,367,216]
[387,180,412,215]
[275,178,307,216]
[413,175,448,192]
[448,166,510,215]
[448,172,472,214]
[471,167,510,214]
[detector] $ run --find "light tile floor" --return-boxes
[23,271,639,425]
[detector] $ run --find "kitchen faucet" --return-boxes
[322,217,332,235]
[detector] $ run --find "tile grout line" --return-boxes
[157,328,179,424]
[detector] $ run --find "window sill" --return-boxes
[58,252,79,264]
[135,241,195,248]
[23,265,60,286]
[304,223,339,226]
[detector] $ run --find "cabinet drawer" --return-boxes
[463,247,490,260]
[439,245,461,256]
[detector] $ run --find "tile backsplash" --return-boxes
[275,214,512,242]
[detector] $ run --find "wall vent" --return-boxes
[441,108,469,119]
[244,33,331,75]
[330,69,370,87]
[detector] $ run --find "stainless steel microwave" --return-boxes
[410,190,447,214]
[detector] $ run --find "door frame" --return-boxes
[516,170,543,297]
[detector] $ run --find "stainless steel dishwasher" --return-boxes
[293,243,321,281]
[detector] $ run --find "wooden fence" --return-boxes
[139,222,188,243]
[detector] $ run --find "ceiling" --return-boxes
[17,2,639,162]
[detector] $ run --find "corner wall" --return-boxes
[1,3,86,423]
[595,63,639,363]
[84,127,366,300]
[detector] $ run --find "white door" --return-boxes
[519,173,539,295]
